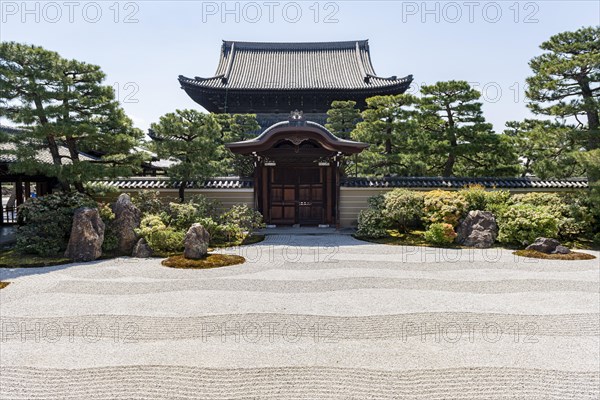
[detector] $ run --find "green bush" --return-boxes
[356,208,388,238]
[424,223,457,245]
[459,185,510,213]
[189,195,221,220]
[135,214,185,255]
[84,182,121,203]
[16,192,97,256]
[132,190,166,215]
[422,190,467,227]
[98,202,119,254]
[512,192,594,241]
[382,189,424,232]
[164,202,204,232]
[497,204,559,245]
[221,204,264,233]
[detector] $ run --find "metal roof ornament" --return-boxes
[288,110,305,126]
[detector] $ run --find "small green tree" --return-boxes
[326,100,361,139]
[326,100,362,176]
[150,109,221,202]
[418,81,519,177]
[215,113,260,177]
[0,42,143,192]
[504,119,584,178]
[352,94,423,176]
[526,26,599,151]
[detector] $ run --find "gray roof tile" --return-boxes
[179,40,412,91]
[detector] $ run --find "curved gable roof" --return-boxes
[179,39,412,91]
[226,120,368,155]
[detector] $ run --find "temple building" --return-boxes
[178,40,413,129]
[159,39,588,228]
[179,40,413,226]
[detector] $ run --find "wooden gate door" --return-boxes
[297,167,324,225]
[268,167,325,225]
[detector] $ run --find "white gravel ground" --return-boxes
[1,234,599,399]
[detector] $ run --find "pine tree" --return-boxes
[0,42,143,192]
[150,109,221,202]
[351,94,422,176]
[215,113,260,177]
[418,81,518,177]
[526,26,600,151]
[325,100,361,139]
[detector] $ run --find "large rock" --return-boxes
[553,245,571,255]
[64,207,105,262]
[113,194,141,255]
[132,238,153,258]
[184,223,210,259]
[526,237,561,254]
[456,210,498,248]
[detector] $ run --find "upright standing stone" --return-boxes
[64,208,105,261]
[132,238,153,258]
[456,210,498,248]
[184,223,210,259]
[113,194,141,255]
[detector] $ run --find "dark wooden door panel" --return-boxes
[268,166,326,225]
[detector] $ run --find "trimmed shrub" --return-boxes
[98,202,119,253]
[16,192,97,256]
[382,189,424,232]
[132,190,166,215]
[164,202,204,232]
[512,192,594,241]
[422,190,467,227]
[497,204,559,245]
[221,204,264,233]
[459,185,510,213]
[135,214,185,255]
[424,223,457,245]
[189,195,221,220]
[356,208,388,238]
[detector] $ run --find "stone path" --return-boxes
[1,234,598,399]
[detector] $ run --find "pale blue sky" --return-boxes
[2,1,599,132]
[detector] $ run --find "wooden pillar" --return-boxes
[326,166,333,225]
[335,163,341,228]
[15,177,23,207]
[24,181,31,199]
[261,166,269,223]
[0,182,4,226]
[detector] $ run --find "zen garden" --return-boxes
[0,17,599,400]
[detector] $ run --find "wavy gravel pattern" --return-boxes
[46,277,599,295]
[1,366,598,400]
[1,233,598,399]
[1,312,598,342]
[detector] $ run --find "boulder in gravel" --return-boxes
[113,194,141,255]
[184,223,210,259]
[525,237,561,254]
[132,238,153,258]
[64,207,105,262]
[456,210,498,248]
[552,245,571,255]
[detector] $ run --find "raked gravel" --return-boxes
[1,234,599,399]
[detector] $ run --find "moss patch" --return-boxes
[355,230,461,248]
[513,249,596,260]
[0,282,10,290]
[0,250,71,268]
[162,254,245,269]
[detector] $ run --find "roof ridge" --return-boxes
[222,40,369,51]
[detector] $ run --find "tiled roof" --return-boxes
[0,125,98,164]
[101,177,253,190]
[96,176,589,190]
[341,177,589,189]
[179,40,412,91]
